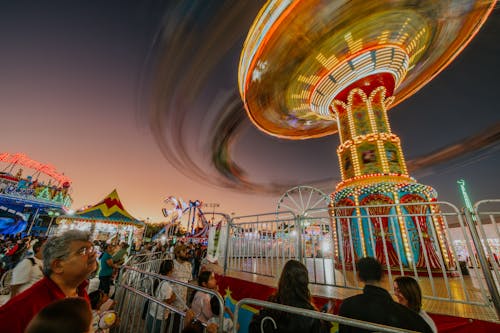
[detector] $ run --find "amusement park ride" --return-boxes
[155,196,213,240]
[238,0,496,271]
[0,152,72,234]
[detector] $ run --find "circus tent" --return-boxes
[56,189,144,244]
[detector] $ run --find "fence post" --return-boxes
[25,207,40,235]
[295,215,303,262]
[463,208,500,319]
[223,215,232,275]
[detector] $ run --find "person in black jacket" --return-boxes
[338,257,433,333]
[249,260,329,333]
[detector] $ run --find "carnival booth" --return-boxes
[56,190,144,246]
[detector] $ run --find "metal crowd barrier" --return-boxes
[473,199,500,318]
[123,251,173,274]
[233,298,420,333]
[115,265,224,333]
[223,200,500,318]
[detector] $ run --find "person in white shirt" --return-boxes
[171,244,192,310]
[10,239,45,298]
[394,276,438,333]
[169,244,192,332]
[146,260,175,333]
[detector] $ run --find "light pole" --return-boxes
[46,210,60,236]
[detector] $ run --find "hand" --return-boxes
[206,323,218,333]
[184,309,195,326]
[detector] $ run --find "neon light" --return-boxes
[0,152,71,184]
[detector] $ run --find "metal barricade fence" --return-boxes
[224,211,296,278]
[473,199,500,317]
[124,252,174,274]
[115,265,224,333]
[233,298,420,333]
[224,200,500,317]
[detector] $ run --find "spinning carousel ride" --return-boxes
[238,0,496,270]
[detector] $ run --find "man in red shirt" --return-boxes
[0,230,97,333]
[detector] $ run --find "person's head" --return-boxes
[120,242,129,249]
[42,230,97,283]
[174,244,189,261]
[277,260,311,306]
[32,239,45,259]
[198,270,217,290]
[89,289,109,310]
[356,257,382,283]
[394,276,422,312]
[159,259,174,276]
[25,297,92,333]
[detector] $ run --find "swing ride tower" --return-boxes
[237,0,496,270]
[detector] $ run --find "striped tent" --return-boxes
[57,189,144,227]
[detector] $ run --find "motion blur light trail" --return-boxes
[145,1,499,195]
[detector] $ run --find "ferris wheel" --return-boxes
[276,185,331,217]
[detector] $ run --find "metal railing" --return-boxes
[473,199,500,318]
[223,200,500,317]
[233,298,420,333]
[122,251,173,274]
[115,265,225,333]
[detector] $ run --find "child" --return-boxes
[190,271,217,322]
[89,289,117,333]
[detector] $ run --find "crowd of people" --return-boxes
[0,229,439,333]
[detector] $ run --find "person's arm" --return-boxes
[165,292,176,304]
[162,282,176,304]
[184,309,196,328]
[105,258,118,269]
[224,305,234,320]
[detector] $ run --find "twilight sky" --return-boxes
[0,1,499,222]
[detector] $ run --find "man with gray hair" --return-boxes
[0,230,97,333]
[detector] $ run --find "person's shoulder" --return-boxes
[390,302,433,332]
[13,257,31,270]
[338,294,365,314]
[339,293,365,305]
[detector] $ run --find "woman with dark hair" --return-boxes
[394,276,437,333]
[249,260,329,333]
